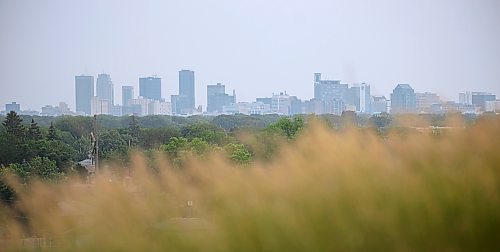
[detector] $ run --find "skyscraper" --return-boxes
[471,92,496,111]
[359,83,371,114]
[313,73,348,102]
[96,73,114,105]
[139,76,161,101]
[390,84,417,114]
[207,83,235,113]
[75,75,94,115]
[313,73,348,114]
[122,86,134,106]
[176,70,195,114]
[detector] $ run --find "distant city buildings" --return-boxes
[172,70,196,115]
[91,97,111,115]
[41,102,72,116]
[485,100,500,112]
[122,86,134,106]
[75,75,94,115]
[96,73,114,105]
[207,83,236,114]
[391,84,417,114]
[5,102,21,114]
[471,92,496,112]
[4,70,498,117]
[416,92,441,114]
[139,76,161,101]
[371,96,388,114]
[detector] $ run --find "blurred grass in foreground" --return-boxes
[1,117,499,251]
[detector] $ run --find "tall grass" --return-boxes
[1,117,499,251]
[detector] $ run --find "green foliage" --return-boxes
[2,111,25,139]
[161,137,189,158]
[0,112,26,165]
[98,129,128,160]
[27,156,62,181]
[369,113,392,129]
[72,137,92,161]
[224,143,252,164]
[47,122,58,141]
[181,122,228,144]
[160,137,213,166]
[54,116,92,138]
[128,115,141,136]
[30,140,77,170]
[188,138,211,156]
[0,167,17,204]
[27,119,42,141]
[213,114,280,131]
[266,116,304,139]
[140,127,180,149]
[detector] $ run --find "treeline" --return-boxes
[0,111,482,204]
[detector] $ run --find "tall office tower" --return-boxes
[139,76,161,101]
[390,84,417,114]
[313,73,348,114]
[207,83,235,113]
[471,92,496,111]
[176,70,195,114]
[359,83,371,113]
[122,86,134,106]
[313,73,348,102]
[75,75,94,115]
[96,73,114,105]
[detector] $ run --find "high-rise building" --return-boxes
[271,92,292,115]
[5,102,21,114]
[207,83,235,113]
[416,92,441,114]
[313,73,348,115]
[459,92,473,105]
[139,76,161,101]
[390,84,417,114]
[313,73,348,102]
[96,73,114,105]
[371,96,388,114]
[471,92,496,111]
[122,86,134,106]
[91,97,110,115]
[359,83,371,114]
[75,75,94,115]
[175,70,195,114]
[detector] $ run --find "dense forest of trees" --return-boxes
[0,111,480,205]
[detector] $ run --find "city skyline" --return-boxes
[2,69,499,112]
[3,71,499,116]
[1,0,500,111]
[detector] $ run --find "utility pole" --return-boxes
[90,115,99,178]
[94,115,99,175]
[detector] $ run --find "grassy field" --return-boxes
[1,117,499,251]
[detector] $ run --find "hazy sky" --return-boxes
[1,0,500,111]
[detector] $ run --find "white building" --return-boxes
[459,92,473,105]
[416,92,441,114]
[271,92,291,115]
[91,97,111,115]
[485,100,500,112]
[371,96,388,114]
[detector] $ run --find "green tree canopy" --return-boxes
[27,118,42,141]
